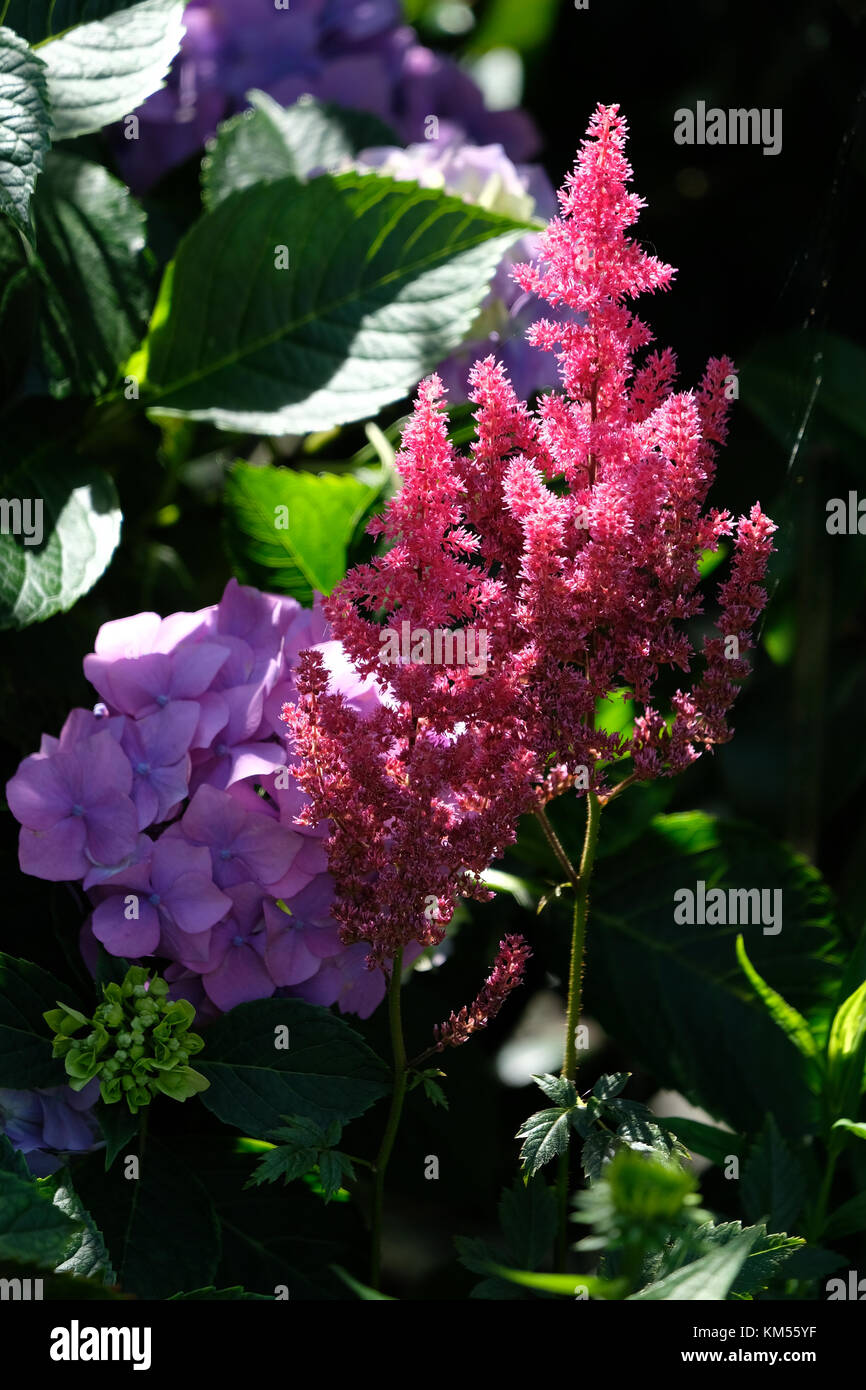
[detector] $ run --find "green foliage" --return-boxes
[202,91,399,208]
[826,978,866,1121]
[740,1114,807,1234]
[658,1116,744,1167]
[0,445,121,630]
[0,953,79,1087]
[587,812,842,1137]
[52,1180,115,1282]
[247,1115,356,1203]
[2,3,137,45]
[30,151,154,398]
[223,461,383,604]
[196,998,389,1137]
[0,1168,81,1265]
[40,0,186,140]
[0,27,51,234]
[73,1138,220,1299]
[139,172,533,434]
[456,1176,559,1299]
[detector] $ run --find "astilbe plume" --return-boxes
[283,103,776,974]
[432,935,532,1052]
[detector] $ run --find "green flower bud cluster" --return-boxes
[44,966,209,1114]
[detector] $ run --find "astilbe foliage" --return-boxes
[283,103,776,970]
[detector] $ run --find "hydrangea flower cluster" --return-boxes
[116,0,538,191]
[45,968,208,1114]
[356,139,576,400]
[284,104,777,967]
[6,580,392,1020]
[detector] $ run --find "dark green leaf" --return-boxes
[41,0,186,140]
[628,1227,758,1300]
[53,1181,115,1282]
[224,462,382,604]
[592,1072,630,1101]
[97,1103,139,1171]
[0,451,121,630]
[202,91,399,208]
[197,998,389,1137]
[0,1133,30,1180]
[701,1220,804,1298]
[659,1116,744,1166]
[30,151,154,398]
[0,1168,81,1265]
[532,1073,576,1106]
[0,27,51,235]
[499,1175,556,1269]
[0,954,81,1087]
[73,1138,220,1299]
[824,1191,866,1240]
[140,172,533,434]
[516,1107,571,1177]
[741,1115,807,1233]
[588,813,842,1137]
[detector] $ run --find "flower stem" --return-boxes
[370,949,407,1291]
[554,790,601,1272]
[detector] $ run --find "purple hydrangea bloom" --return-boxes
[90,834,231,960]
[0,1081,101,1177]
[7,730,139,881]
[7,578,407,1020]
[113,0,538,191]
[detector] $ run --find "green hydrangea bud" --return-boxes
[44,966,209,1115]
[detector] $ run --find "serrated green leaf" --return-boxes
[41,0,185,139]
[421,1075,448,1110]
[581,1129,618,1183]
[30,151,154,398]
[53,1182,115,1283]
[499,1175,556,1269]
[196,999,389,1137]
[224,463,381,604]
[203,91,399,208]
[0,954,82,1087]
[701,1220,804,1298]
[629,1226,758,1300]
[72,1139,220,1299]
[592,1072,630,1101]
[140,172,533,434]
[0,1134,29,1180]
[0,27,51,235]
[0,451,121,630]
[532,1073,576,1106]
[247,1145,318,1189]
[516,1107,571,1177]
[740,1115,807,1233]
[317,1150,348,1203]
[0,1169,81,1265]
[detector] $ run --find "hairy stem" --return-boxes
[370,950,407,1290]
[554,791,602,1272]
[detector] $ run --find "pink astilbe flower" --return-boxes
[433,935,532,1052]
[283,102,776,972]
